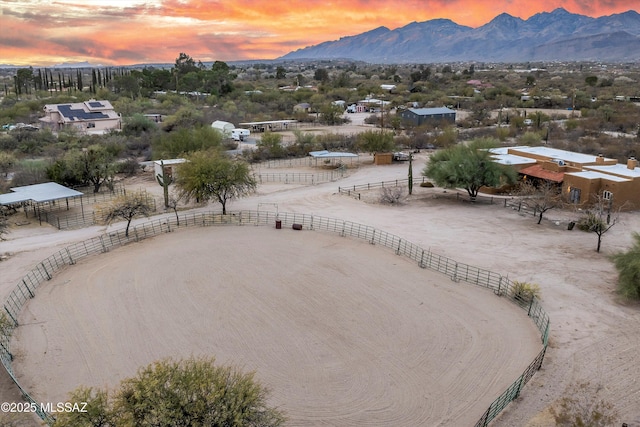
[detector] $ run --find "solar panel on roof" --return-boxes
[58,104,109,121]
[88,101,104,108]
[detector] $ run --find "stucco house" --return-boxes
[398,107,456,127]
[489,146,640,209]
[40,100,121,135]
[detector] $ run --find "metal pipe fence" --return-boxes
[1,210,549,426]
[254,170,345,184]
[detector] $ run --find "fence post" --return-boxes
[66,248,75,265]
[4,306,18,327]
[528,297,535,316]
[40,263,51,280]
[99,236,107,253]
[497,276,502,296]
[396,239,401,255]
[22,280,34,298]
[370,229,375,245]
[419,250,425,268]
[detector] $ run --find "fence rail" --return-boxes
[1,210,549,426]
[254,170,345,185]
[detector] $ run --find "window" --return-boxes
[87,122,96,128]
[603,190,613,201]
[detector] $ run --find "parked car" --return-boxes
[392,152,410,161]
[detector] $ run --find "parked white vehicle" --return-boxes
[232,128,251,141]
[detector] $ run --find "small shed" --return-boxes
[154,159,187,181]
[374,153,393,165]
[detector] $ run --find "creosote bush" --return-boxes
[379,186,404,204]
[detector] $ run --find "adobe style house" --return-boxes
[40,100,121,135]
[398,107,456,127]
[489,146,640,210]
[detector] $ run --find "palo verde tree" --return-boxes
[53,356,286,427]
[175,150,256,214]
[47,145,117,193]
[103,190,155,237]
[610,232,640,300]
[356,129,395,154]
[423,138,517,200]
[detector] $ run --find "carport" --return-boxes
[0,182,84,224]
[309,150,359,166]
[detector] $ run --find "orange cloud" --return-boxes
[0,0,636,66]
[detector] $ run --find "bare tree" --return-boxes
[517,180,562,224]
[167,191,182,226]
[577,194,621,252]
[104,190,155,237]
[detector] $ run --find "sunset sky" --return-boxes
[0,0,637,66]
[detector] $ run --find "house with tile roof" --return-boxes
[40,100,121,135]
[489,146,640,210]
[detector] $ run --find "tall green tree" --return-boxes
[356,129,395,154]
[53,356,286,427]
[256,132,286,159]
[176,150,256,214]
[423,139,516,200]
[46,145,117,193]
[153,126,222,159]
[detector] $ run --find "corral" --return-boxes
[11,215,542,426]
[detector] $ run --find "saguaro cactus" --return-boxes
[156,160,173,208]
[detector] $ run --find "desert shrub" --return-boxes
[379,186,404,204]
[511,280,541,303]
[496,126,510,141]
[610,232,640,300]
[519,131,543,145]
[115,158,139,176]
[420,181,434,188]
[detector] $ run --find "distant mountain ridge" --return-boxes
[279,8,640,63]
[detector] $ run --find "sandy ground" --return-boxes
[13,227,540,426]
[1,145,640,426]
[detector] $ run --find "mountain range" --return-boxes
[279,8,640,63]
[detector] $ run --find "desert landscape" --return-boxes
[1,147,640,426]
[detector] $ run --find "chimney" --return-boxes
[627,157,637,170]
[595,153,604,165]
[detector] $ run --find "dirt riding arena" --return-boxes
[14,226,540,426]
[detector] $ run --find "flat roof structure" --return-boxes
[509,146,616,165]
[490,154,538,166]
[0,182,83,206]
[565,171,630,182]
[309,150,358,159]
[585,164,640,179]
